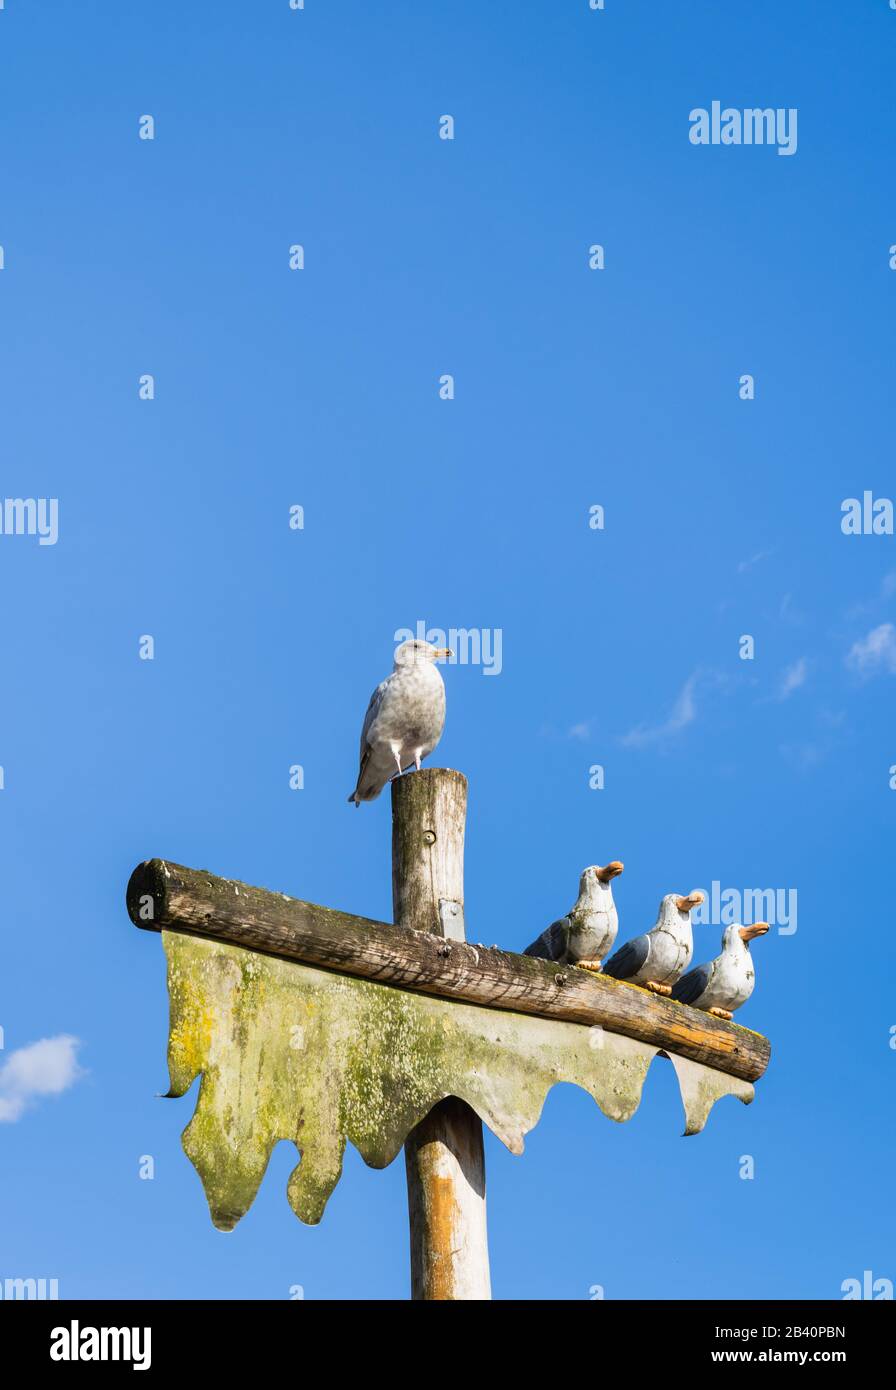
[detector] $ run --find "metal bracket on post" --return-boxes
[438,899,465,942]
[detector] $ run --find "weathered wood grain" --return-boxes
[126,851,771,1085]
[392,767,468,938]
[403,1097,489,1300]
[392,770,491,1302]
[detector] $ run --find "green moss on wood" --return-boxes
[162,931,754,1231]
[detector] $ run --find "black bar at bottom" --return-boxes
[1,1296,891,1374]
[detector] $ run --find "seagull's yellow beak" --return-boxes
[739,922,770,942]
[432,648,453,661]
[596,861,624,882]
[675,891,705,912]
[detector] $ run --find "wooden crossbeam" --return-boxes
[126,857,770,1083]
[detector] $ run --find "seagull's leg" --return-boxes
[645,981,672,996]
[708,1006,733,1020]
[574,960,603,974]
[389,747,404,781]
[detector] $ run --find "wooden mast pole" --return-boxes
[392,768,491,1301]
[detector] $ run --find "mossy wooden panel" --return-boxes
[162,930,754,1230]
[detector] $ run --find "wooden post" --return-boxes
[392,768,492,1301]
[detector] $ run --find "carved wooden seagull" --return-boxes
[522,862,624,971]
[602,891,705,995]
[347,639,452,806]
[671,922,769,1018]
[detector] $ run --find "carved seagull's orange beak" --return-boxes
[596,861,624,882]
[675,891,705,912]
[739,922,770,943]
[432,648,453,660]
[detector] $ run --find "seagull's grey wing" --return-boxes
[348,675,399,805]
[671,961,714,1007]
[523,917,569,962]
[358,678,389,762]
[602,933,650,980]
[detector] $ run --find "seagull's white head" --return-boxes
[580,861,624,899]
[726,921,769,950]
[393,639,453,669]
[659,891,705,925]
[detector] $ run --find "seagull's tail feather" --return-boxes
[347,782,384,806]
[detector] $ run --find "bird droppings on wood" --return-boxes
[161,929,754,1232]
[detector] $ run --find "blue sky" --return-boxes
[1,0,894,1300]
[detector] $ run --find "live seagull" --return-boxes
[602,891,705,995]
[671,922,769,1018]
[347,639,453,807]
[523,862,624,971]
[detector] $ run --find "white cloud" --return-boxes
[568,721,591,740]
[846,623,896,678]
[621,671,700,748]
[845,571,896,620]
[779,592,806,624]
[0,1036,84,1123]
[780,741,824,771]
[738,549,771,574]
[778,657,808,699]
